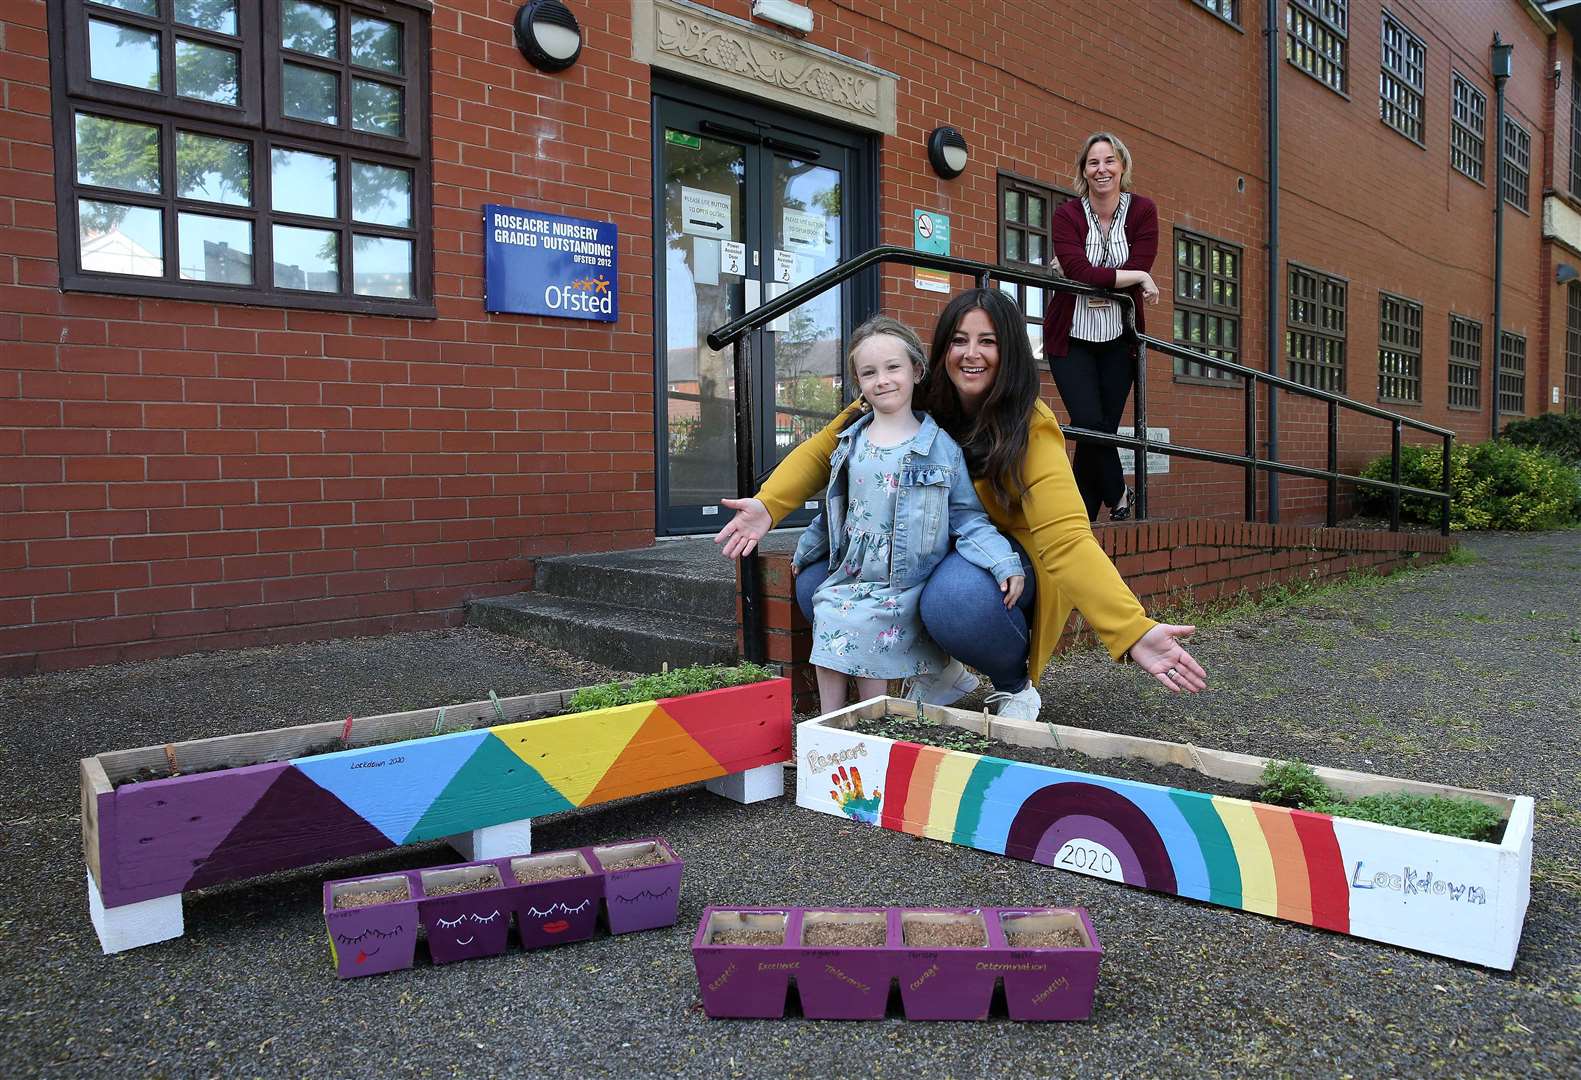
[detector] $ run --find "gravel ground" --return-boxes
[2,530,1578,1079]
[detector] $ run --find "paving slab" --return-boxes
[1,530,1577,1079]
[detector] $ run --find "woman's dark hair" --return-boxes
[918,288,1039,508]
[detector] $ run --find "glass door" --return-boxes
[654,86,871,535]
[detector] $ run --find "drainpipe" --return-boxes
[1492,33,1514,440]
[1265,0,1281,521]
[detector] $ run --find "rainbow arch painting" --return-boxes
[797,701,1533,970]
[84,679,790,912]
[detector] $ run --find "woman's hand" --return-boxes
[713,497,772,559]
[1000,574,1025,608]
[1128,623,1206,692]
[1138,272,1160,306]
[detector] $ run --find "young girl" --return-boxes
[792,315,1025,715]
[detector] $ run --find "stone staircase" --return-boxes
[464,533,798,673]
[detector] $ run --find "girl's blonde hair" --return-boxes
[1072,131,1134,197]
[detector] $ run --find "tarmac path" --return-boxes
[1,530,1577,1079]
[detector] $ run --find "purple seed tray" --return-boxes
[691,905,1102,1021]
[321,835,683,979]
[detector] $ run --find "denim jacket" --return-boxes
[792,410,1021,588]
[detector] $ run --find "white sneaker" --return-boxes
[984,683,1041,721]
[902,658,980,706]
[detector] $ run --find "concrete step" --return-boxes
[531,551,737,621]
[465,592,738,673]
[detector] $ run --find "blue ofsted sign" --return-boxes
[483,205,618,322]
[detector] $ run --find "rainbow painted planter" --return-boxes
[323,836,683,979]
[84,678,788,953]
[796,698,1534,970]
[691,905,1102,1020]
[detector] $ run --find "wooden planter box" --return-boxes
[84,679,787,952]
[691,905,1102,1020]
[795,698,1533,971]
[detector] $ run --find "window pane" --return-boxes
[350,162,411,226]
[353,234,412,298]
[89,18,161,91]
[273,224,339,291]
[1027,234,1044,266]
[175,39,239,105]
[79,200,164,276]
[351,16,402,73]
[1028,196,1044,228]
[1004,190,1022,222]
[177,131,250,205]
[75,113,161,193]
[271,148,337,217]
[282,62,339,125]
[282,0,338,58]
[1024,287,1044,319]
[352,78,403,136]
[175,0,237,34]
[1006,229,1022,261]
[89,0,158,16]
[178,211,252,283]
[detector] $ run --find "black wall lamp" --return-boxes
[515,0,582,73]
[926,126,969,179]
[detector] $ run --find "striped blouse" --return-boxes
[1070,192,1130,344]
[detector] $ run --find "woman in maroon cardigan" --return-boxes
[1047,132,1161,522]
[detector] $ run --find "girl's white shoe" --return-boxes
[984,683,1041,721]
[902,658,979,706]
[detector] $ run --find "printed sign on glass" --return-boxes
[483,205,618,322]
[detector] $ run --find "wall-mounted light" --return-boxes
[926,126,969,180]
[515,0,582,73]
[1491,33,1513,84]
[752,0,814,34]
[1558,262,1579,285]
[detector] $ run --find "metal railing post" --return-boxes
[733,334,765,664]
[1440,433,1453,537]
[1326,399,1339,527]
[1133,337,1148,520]
[1243,373,1258,521]
[1389,419,1403,533]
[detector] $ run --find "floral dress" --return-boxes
[808,431,947,680]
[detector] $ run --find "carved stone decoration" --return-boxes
[633,0,897,135]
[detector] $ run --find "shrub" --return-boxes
[1357,440,1581,530]
[1258,759,1504,841]
[1258,760,1334,808]
[1502,412,1581,466]
[567,662,776,712]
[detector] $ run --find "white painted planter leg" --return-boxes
[87,867,183,954]
[446,818,533,861]
[705,763,785,804]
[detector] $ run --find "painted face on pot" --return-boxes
[431,909,502,949]
[945,307,999,412]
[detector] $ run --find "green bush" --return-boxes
[1502,411,1581,466]
[1257,760,1333,808]
[1357,440,1581,530]
[1257,759,1504,841]
[567,662,776,712]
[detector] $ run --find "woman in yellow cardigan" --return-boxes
[716,288,1205,719]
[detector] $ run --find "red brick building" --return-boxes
[3,0,1578,674]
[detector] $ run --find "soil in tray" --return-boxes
[425,869,502,896]
[903,920,987,948]
[514,863,590,884]
[803,921,887,947]
[1005,927,1087,949]
[851,716,1262,802]
[333,885,410,909]
[600,850,670,872]
[710,928,786,945]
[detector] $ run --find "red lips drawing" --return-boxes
[542,919,570,935]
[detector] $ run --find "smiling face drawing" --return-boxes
[424,908,507,964]
[336,925,404,964]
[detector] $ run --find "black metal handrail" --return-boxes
[710,245,1455,661]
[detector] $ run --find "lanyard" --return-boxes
[1083,194,1126,267]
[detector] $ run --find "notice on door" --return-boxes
[782,208,827,253]
[682,187,733,240]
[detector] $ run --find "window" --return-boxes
[1502,117,1531,214]
[1568,286,1581,413]
[1450,72,1486,184]
[1448,315,1482,411]
[1498,332,1526,416]
[51,0,431,313]
[1377,293,1422,403]
[998,173,1070,361]
[1379,12,1425,144]
[1172,228,1242,382]
[1191,0,1240,27]
[1287,263,1346,392]
[1287,0,1347,94]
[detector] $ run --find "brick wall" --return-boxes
[750,517,1454,713]
[0,0,1559,674]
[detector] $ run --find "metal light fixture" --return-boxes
[752,0,814,34]
[1491,34,1513,82]
[926,126,969,179]
[515,0,582,73]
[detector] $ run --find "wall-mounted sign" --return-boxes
[484,205,618,322]
[913,208,951,293]
[1118,426,1171,475]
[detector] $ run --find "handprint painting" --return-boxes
[829,764,883,824]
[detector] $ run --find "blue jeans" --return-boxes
[795,542,1036,693]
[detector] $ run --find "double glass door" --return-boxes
[655,86,869,534]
